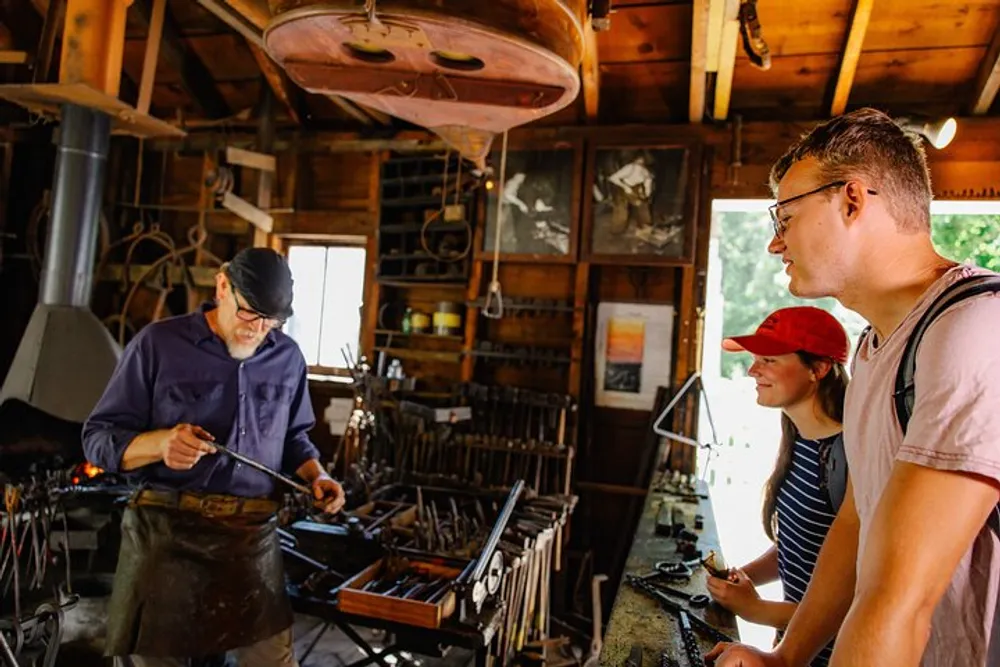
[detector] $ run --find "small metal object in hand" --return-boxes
[212,443,313,496]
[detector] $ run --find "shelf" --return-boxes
[468,298,580,313]
[374,347,463,363]
[377,278,468,288]
[380,221,470,234]
[469,350,573,365]
[381,193,473,208]
[375,329,464,342]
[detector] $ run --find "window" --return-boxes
[284,244,367,372]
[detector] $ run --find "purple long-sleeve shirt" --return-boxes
[82,303,321,498]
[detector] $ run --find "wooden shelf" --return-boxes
[375,329,464,342]
[377,279,468,290]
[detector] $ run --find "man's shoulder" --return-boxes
[266,329,307,364]
[128,312,202,351]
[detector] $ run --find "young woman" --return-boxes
[706,306,850,667]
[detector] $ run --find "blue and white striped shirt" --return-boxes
[776,435,840,667]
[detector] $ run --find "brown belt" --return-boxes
[133,489,279,518]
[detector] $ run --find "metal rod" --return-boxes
[468,479,524,585]
[213,444,312,495]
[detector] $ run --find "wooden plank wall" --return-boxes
[712,116,1000,199]
[104,114,1000,600]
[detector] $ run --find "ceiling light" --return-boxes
[900,116,958,150]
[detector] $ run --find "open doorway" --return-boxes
[698,199,1000,649]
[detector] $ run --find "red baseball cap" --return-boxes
[722,306,849,363]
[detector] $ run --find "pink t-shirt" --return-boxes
[845,264,1000,666]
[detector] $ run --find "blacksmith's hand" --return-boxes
[160,424,217,470]
[312,475,346,515]
[705,642,785,667]
[706,568,761,617]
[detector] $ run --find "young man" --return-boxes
[707,108,1000,667]
[83,247,345,667]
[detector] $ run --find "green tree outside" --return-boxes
[716,211,1000,377]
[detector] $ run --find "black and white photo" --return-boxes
[589,147,689,258]
[485,147,575,256]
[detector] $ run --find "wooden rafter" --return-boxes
[31,0,62,83]
[249,42,302,124]
[582,20,599,122]
[136,0,165,115]
[195,0,391,126]
[971,22,1000,115]
[133,0,230,119]
[712,0,740,121]
[689,0,710,123]
[830,0,874,116]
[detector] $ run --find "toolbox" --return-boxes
[338,556,463,629]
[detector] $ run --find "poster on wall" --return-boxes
[594,302,675,410]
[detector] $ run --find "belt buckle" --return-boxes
[199,495,236,517]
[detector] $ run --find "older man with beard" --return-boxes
[83,247,344,667]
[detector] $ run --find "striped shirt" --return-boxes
[775,435,840,667]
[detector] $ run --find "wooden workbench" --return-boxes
[599,478,739,667]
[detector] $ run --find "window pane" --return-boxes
[318,246,366,368]
[285,245,328,366]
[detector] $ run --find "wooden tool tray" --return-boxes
[338,557,462,629]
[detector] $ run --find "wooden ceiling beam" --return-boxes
[830,0,874,117]
[971,23,1000,115]
[132,0,230,119]
[194,0,391,126]
[711,0,740,121]
[249,42,302,124]
[582,20,599,122]
[689,0,710,123]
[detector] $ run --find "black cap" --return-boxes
[226,248,294,320]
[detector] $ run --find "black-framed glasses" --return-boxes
[768,181,878,239]
[230,283,284,329]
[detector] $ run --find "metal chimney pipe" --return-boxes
[39,103,111,307]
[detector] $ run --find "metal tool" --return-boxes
[651,582,709,608]
[624,644,642,667]
[678,610,703,667]
[454,479,525,619]
[213,443,313,495]
[626,576,733,645]
[583,573,609,667]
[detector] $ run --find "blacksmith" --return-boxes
[83,247,345,667]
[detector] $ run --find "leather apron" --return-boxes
[104,502,293,658]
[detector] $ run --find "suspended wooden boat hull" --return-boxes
[263,1,586,163]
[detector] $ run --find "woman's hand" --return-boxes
[706,568,762,619]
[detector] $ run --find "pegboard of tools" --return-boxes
[386,384,577,495]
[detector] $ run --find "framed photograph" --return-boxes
[583,142,701,265]
[481,139,582,261]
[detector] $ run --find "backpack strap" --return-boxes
[822,432,848,513]
[893,274,1000,435]
[889,273,1000,665]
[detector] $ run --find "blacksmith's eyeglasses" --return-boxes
[768,181,878,239]
[230,283,284,329]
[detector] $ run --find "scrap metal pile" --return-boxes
[0,466,129,666]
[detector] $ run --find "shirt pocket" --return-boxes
[255,383,294,440]
[158,381,226,430]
